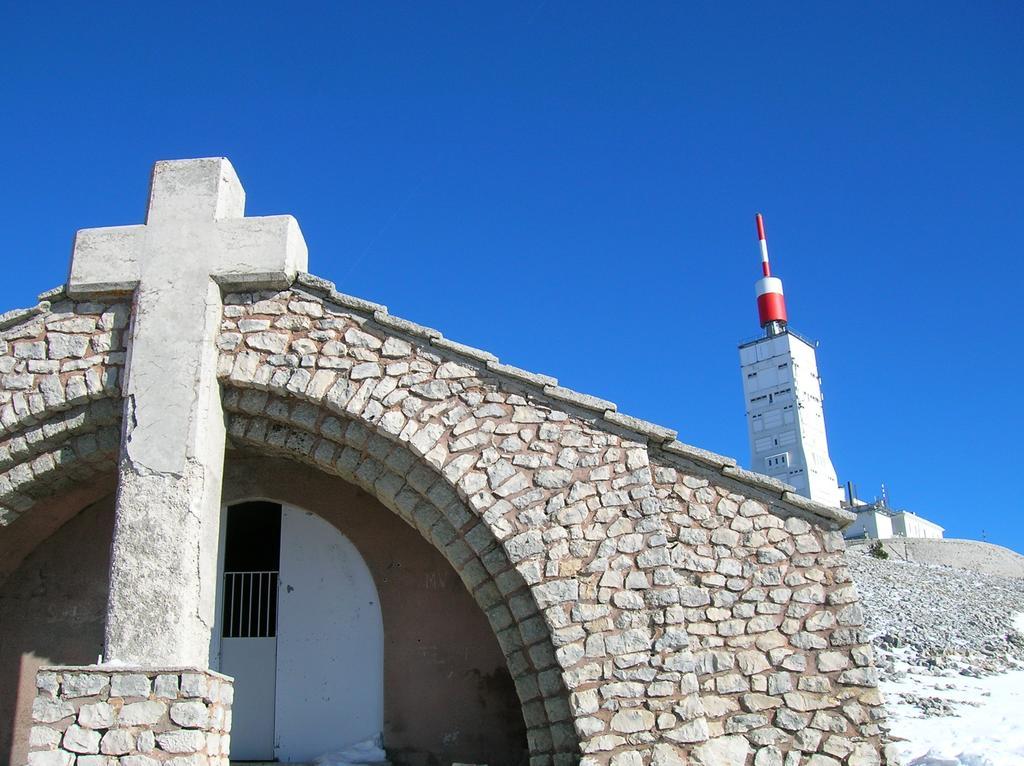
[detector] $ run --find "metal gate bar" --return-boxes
[222,570,278,638]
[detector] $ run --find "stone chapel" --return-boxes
[0,159,890,766]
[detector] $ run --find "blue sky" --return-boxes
[3,3,1022,551]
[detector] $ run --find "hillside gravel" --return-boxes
[847,544,1024,762]
[847,545,1024,675]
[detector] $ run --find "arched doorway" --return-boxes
[221,454,531,766]
[215,500,384,763]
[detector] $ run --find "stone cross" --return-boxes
[68,158,308,666]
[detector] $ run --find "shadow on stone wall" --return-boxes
[0,495,113,766]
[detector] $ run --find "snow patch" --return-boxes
[883,668,1024,766]
[850,551,1024,763]
[312,734,387,766]
[1012,612,1024,636]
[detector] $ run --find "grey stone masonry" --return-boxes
[0,292,127,526]
[1,270,889,765]
[25,666,232,766]
[214,284,889,766]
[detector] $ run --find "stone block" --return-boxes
[741,693,783,713]
[610,752,644,766]
[78,702,115,729]
[111,674,151,698]
[156,730,208,754]
[816,651,850,673]
[48,334,90,359]
[27,751,74,766]
[100,730,136,756]
[78,756,115,766]
[575,716,605,737]
[36,672,60,697]
[179,673,209,699]
[63,725,102,754]
[62,673,109,698]
[117,701,167,727]
[29,726,63,749]
[651,743,688,766]
[154,674,180,699]
[610,709,655,733]
[664,717,710,744]
[690,735,750,766]
[838,667,879,686]
[805,756,841,766]
[754,747,784,766]
[848,743,882,766]
[32,697,74,724]
[170,701,209,729]
[136,730,156,752]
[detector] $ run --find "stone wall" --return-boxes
[0,292,127,528]
[211,275,889,765]
[25,667,231,766]
[646,466,884,765]
[0,495,114,766]
[0,272,890,765]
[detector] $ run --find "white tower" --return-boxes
[738,214,843,507]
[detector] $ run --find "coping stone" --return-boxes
[602,411,677,442]
[373,310,443,340]
[431,336,498,363]
[294,272,335,293]
[543,385,616,414]
[486,361,558,388]
[38,286,68,302]
[782,491,856,525]
[661,440,737,470]
[721,465,794,496]
[330,290,386,315]
[39,665,233,681]
[295,272,386,315]
[0,305,47,331]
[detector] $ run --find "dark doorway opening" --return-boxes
[222,501,281,638]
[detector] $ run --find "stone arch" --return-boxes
[0,397,122,584]
[222,385,578,762]
[1,291,128,530]
[212,281,891,765]
[216,285,720,763]
[0,399,121,523]
[1,274,890,766]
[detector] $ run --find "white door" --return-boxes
[220,574,278,759]
[217,502,282,761]
[274,506,384,763]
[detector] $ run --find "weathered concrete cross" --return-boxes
[68,158,307,666]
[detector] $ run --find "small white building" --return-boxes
[891,511,945,539]
[844,506,894,540]
[842,497,945,541]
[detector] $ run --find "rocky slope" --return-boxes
[847,541,1024,717]
[849,537,1024,579]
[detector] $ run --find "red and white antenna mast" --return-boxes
[754,213,788,336]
